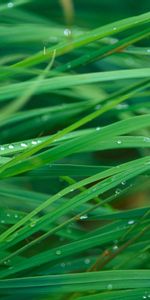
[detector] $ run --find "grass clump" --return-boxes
[0,1,150,299]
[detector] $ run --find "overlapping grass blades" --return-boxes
[0,1,150,300]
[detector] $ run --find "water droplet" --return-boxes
[7,2,14,8]
[70,188,74,192]
[95,104,101,110]
[4,259,11,266]
[30,220,37,227]
[1,220,5,224]
[116,103,128,110]
[61,262,65,268]
[121,181,126,185]
[84,258,91,264]
[147,49,150,53]
[64,28,71,37]
[41,114,50,122]
[8,144,14,149]
[14,214,18,219]
[143,296,147,299]
[113,245,118,251]
[67,64,71,69]
[31,141,37,145]
[107,283,113,290]
[117,140,122,144]
[56,249,62,255]
[37,140,42,144]
[113,27,117,31]
[143,137,150,142]
[21,143,27,148]
[6,213,10,217]
[128,220,135,225]
[0,146,5,151]
[110,38,118,44]
[96,127,101,131]
[80,215,88,220]
[115,189,121,196]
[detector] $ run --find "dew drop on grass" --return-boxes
[107,283,113,290]
[121,180,126,185]
[8,144,14,149]
[113,26,117,30]
[143,296,147,299]
[31,141,38,145]
[110,38,118,44]
[41,114,50,122]
[117,140,122,144]
[7,2,14,8]
[56,250,62,255]
[113,245,118,251]
[67,64,71,69]
[128,220,135,225]
[116,103,129,110]
[64,28,71,37]
[14,214,18,219]
[30,220,37,227]
[115,188,121,196]
[147,49,150,53]
[96,127,101,131]
[4,259,11,266]
[143,137,150,142]
[6,213,10,217]
[0,146,5,151]
[80,215,88,220]
[95,104,101,110]
[1,220,5,224]
[61,262,66,268]
[84,258,91,264]
[21,143,28,148]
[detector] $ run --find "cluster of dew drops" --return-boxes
[1,212,19,225]
[0,139,42,152]
[142,294,150,299]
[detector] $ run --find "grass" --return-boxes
[0,0,150,299]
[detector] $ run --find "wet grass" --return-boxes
[0,1,150,299]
